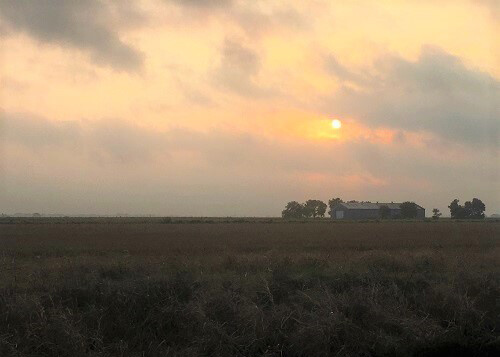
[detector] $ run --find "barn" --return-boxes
[331,202,425,220]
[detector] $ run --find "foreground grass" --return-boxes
[0,221,499,356]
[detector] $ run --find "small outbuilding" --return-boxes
[331,202,425,220]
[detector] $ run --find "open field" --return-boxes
[1,220,499,356]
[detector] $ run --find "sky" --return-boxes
[0,0,498,216]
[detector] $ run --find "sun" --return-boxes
[331,119,342,129]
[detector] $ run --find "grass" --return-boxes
[0,220,499,356]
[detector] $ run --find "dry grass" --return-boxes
[0,220,499,356]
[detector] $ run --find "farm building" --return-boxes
[331,202,425,220]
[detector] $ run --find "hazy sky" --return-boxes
[0,0,498,216]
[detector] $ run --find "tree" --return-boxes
[432,208,442,220]
[282,201,305,219]
[317,201,327,217]
[304,200,327,218]
[400,202,418,219]
[379,205,391,219]
[449,198,485,219]
[448,199,465,219]
[328,198,343,217]
[464,198,485,219]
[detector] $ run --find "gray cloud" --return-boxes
[323,46,499,149]
[1,112,82,150]
[1,112,162,163]
[473,0,499,18]
[182,87,216,107]
[325,56,369,84]
[164,0,306,36]
[212,39,276,98]
[167,65,216,107]
[229,6,307,36]
[1,110,498,215]
[3,110,496,184]
[88,120,165,164]
[165,0,234,8]
[0,0,143,71]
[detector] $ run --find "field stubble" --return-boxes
[0,220,499,356]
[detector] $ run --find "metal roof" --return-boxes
[337,202,424,210]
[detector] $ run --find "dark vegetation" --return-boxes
[282,197,486,220]
[1,220,499,356]
[283,198,422,219]
[282,200,327,219]
[449,198,486,219]
[432,208,442,220]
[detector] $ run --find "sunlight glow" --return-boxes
[332,119,342,129]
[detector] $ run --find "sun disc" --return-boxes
[331,119,342,129]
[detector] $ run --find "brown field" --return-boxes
[1,219,499,356]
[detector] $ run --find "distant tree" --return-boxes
[282,201,305,219]
[302,202,313,218]
[317,201,327,217]
[448,199,465,219]
[379,205,391,219]
[328,198,343,217]
[400,202,418,219]
[432,208,442,220]
[449,198,485,219]
[304,200,327,218]
[464,198,485,219]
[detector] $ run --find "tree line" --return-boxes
[282,198,486,219]
[281,200,328,219]
[282,198,348,219]
[447,198,486,219]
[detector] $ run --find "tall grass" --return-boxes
[0,221,499,356]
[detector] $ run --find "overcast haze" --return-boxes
[0,0,498,216]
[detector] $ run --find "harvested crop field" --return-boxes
[1,219,499,356]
